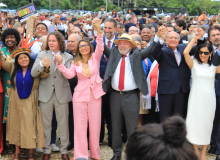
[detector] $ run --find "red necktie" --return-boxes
[118,55,126,91]
[107,41,111,48]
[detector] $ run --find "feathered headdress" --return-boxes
[11,35,39,58]
[21,35,40,49]
[11,48,31,59]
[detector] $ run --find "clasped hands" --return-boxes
[157,26,166,40]
[92,18,101,32]
[41,57,51,69]
[54,54,63,65]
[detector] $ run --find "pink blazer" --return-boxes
[57,34,105,102]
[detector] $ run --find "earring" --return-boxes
[210,56,211,60]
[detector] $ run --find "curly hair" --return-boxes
[74,39,94,66]
[1,28,21,46]
[45,31,65,53]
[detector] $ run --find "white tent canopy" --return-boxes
[0,3,7,7]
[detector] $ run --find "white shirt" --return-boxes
[174,48,181,65]
[62,23,68,33]
[111,35,162,91]
[214,45,220,55]
[98,11,106,19]
[84,24,93,37]
[112,52,137,91]
[105,36,115,48]
[43,20,51,29]
[30,40,41,59]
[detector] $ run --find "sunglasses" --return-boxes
[79,44,89,48]
[198,51,210,55]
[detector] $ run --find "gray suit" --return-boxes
[31,50,73,154]
[102,41,156,156]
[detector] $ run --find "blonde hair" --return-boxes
[74,39,93,66]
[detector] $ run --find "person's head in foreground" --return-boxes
[126,116,199,160]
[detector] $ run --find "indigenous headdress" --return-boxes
[11,48,31,59]
[11,36,39,58]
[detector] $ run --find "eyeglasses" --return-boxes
[79,44,89,48]
[198,51,210,55]
[167,37,179,40]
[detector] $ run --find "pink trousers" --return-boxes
[73,93,101,160]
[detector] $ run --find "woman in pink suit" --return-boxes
[56,19,105,160]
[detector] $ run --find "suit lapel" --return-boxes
[111,49,122,74]
[129,50,134,69]
[177,46,183,65]
[167,47,178,65]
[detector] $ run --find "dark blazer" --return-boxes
[152,42,190,94]
[92,35,119,79]
[102,41,156,95]
[152,40,203,95]
[213,52,220,96]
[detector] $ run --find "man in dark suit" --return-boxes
[92,18,119,147]
[206,25,220,158]
[102,27,164,160]
[124,17,136,33]
[151,30,204,122]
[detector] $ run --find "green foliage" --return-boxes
[2,0,220,15]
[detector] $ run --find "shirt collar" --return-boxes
[174,48,178,54]
[105,36,115,44]
[214,45,219,50]
[123,51,130,57]
[52,50,60,55]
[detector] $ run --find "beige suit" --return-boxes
[31,50,73,154]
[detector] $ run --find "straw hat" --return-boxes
[114,33,137,49]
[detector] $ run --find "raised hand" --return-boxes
[42,57,51,69]
[194,28,203,40]
[92,18,101,31]
[157,26,166,38]
[160,28,166,40]
[54,54,63,65]
[141,41,148,48]
[55,15,61,25]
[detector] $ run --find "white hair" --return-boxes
[166,31,180,41]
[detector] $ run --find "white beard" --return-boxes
[118,47,130,55]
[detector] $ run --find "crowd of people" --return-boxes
[0,5,220,160]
